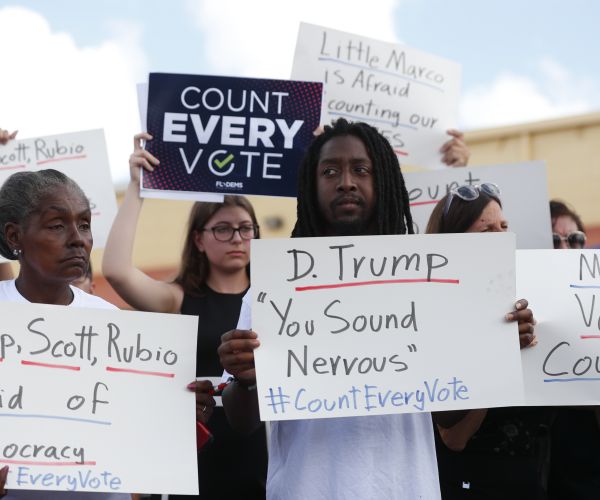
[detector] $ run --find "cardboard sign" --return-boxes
[518,250,600,405]
[404,161,553,249]
[0,302,199,495]
[141,73,323,200]
[291,22,461,169]
[0,130,118,259]
[252,233,522,421]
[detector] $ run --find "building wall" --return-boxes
[10,112,595,303]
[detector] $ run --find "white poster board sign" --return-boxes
[518,250,600,405]
[404,161,553,249]
[291,22,462,169]
[0,302,198,495]
[0,130,118,256]
[252,233,522,421]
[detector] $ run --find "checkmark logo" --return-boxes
[208,150,236,177]
[213,153,234,170]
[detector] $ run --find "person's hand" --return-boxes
[129,132,159,183]
[440,129,470,167]
[187,380,216,424]
[0,129,17,145]
[505,299,536,348]
[218,329,260,384]
[0,465,8,496]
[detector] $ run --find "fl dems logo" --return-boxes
[209,149,244,189]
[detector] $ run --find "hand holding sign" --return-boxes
[130,132,159,183]
[440,129,470,167]
[0,128,17,145]
[218,329,260,385]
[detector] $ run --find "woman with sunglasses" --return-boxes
[545,200,599,500]
[427,183,549,500]
[550,199,586,249]
[102,134,267,500]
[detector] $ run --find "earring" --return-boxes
[12,248,21,257]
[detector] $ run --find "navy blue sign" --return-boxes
[143,73,323,197]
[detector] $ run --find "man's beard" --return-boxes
[330,217,371,236]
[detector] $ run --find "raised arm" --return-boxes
[102,133,183,313]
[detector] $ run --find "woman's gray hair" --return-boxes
[0,169,88,260]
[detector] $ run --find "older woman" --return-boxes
[0,169,135,499]
[427,183,548,500]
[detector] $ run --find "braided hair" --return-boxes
[292,119,413,237]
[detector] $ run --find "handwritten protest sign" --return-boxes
[518,250,600,405]
[404,161,552,249]
[252,233,522,421]
[0,302,198,494]
[0,130,118,260]
[291,22,461,169]
[141,73,322,200]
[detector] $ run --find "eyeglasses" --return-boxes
[443,183,501,218]
[552,231,586,249]
[203,224,259,242]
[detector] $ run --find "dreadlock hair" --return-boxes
[291,119,413,238]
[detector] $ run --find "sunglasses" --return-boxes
[443,183,501,218]
[552,231,586,249]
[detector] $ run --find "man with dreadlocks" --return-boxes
[218,119,533,499]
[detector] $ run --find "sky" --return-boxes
[1,0,598,184]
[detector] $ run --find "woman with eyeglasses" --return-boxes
[426,183,549,500]
[102,133,267,500]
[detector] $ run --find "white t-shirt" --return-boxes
[0,280,116,310]
[237,290,441,500]
[0,280,128,500]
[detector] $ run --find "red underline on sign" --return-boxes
[409,200,440,207]
[92,212,101,217]
[37,155,87,165]
[581,335,600,339]
[21,360,80,371]
[394,149,409,156]
[295,278,460,292]
[0,459,96,466]
[105,366,175,378]
[0,164,26,171]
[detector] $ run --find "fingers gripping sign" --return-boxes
[505,298,537,349]
[440,129,470,167]
[218,329,260,384]
[129,132,160,183]
[187,379,216,424]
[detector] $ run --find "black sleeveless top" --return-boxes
[175,287,267,500]
[435,407,554,500]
